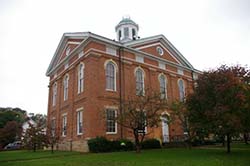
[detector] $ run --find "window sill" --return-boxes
[106,89,117,92]
[106,132,117,135]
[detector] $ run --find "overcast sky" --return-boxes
[0,0,249,115]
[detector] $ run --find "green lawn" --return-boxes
[1,144,249,166]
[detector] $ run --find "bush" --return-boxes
[88,137,134,153]
[142,139,161,149]
[88,137,111,153]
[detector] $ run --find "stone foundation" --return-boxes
[57,140,89,152]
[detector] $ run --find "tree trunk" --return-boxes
[226,133,231,153]
[243,133,249,145]
[221,135,225,147]
[134,129,141,153]
[33,143,36,152]
[51,143,54,154]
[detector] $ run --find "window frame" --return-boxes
[77,63,84,94]
[63,74,69,101]
[159,74,167,99]
[76,108,83,135]
[178,79,185,102]
[62,115,67,137]
[106,109,117,134]
[105,60,117,91]
[135,67,145,96]
[52,83,57,106]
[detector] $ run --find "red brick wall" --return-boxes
[47,41,194,145]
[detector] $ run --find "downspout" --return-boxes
[119,47,123,139]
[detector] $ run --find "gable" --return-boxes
[133,42,181,65]
[125,35,194,70]
[55,39,82,66]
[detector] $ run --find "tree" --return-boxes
[186,65,250,153]
[23,120,46,152]
[116,92,168,153]
[170,101,195,148]
[46,125,59,154]
[31,114,47,128]
[0,107,26,128]
[0,121,22,148]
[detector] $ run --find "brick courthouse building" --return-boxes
[46,17,199,152]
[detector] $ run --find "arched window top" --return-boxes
[134,66,145,77]
[79,62,85,69]
[53,82,57,89]
[104,59,118,71]
[64,74,69,80]
[158,73,167,82]
[135,67,145,95]
[105,60,117,91]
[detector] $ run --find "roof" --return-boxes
[46,32,200,76]
[115,17,139,31]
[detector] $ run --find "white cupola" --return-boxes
[115,16,139,42]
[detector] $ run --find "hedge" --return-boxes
[88,137,134,153]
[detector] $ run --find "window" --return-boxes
[77,110,83,135]
[124,27,129,38]
[159,74,167,99]
[106,62,116,91]
[78,63,84,93]
[63,75,69,101]
[106,109,117,134]
[118,30,122,40]
[135,68,145,95]
[52,83,57,106]
[132,29,136,40]
[138,111,147,134]
[51,119,56,137]
[178,79,185,101]
[62,115,67,136]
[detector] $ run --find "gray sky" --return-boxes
[0,0,249,114]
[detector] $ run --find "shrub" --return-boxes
[142,139,161,149]
[87,137,111,153]
[118,139,134,151]
[88,137,134,153]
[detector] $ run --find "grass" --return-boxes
[0,143,249,166]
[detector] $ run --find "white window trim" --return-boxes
[104,60,118,92]
[63,74,69,101]
[76,107,84,135]
[62,115,67,137]
[78,63,84,94]
[134,67,145,96]
[106,109,117,134]
[158,74,167,99]
[178,79,185,101]
[52,82,57,106]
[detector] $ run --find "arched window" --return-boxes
[78,63,84,93]
[106,62,116,91]
[178,79,185,101]
[159,74,167,99]
[63,74,69,101]
[135,68,145,95]
[52,83,57,106]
